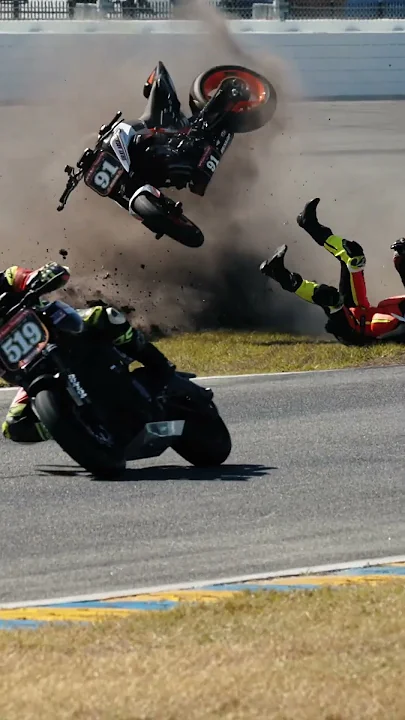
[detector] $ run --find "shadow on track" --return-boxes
[35,463,276,483]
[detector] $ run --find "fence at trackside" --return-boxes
[1,0,405,20]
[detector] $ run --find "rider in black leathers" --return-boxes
[1,261,175,443]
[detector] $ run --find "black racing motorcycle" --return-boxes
[57,61,277,249]
[0,274,231,478]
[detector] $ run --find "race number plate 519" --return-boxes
[0,310,49,371]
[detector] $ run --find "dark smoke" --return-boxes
[0,8,327,336]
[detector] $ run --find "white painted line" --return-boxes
[196,367,360,381]
[0,368,354,397]
[0,362,400,398]
[1,554,405,609]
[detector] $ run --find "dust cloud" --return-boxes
[1,10,400,338]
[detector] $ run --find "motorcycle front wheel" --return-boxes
[171,410,232,467]
[132,194,204,248]
[34,389,126,479]
[189,64,277,134]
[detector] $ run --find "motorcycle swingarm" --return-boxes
[125,419,185,461]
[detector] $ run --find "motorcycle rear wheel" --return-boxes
[189,64,277,133]
[133,194,204,248]
[34,389,126,479]
[171,411,232,467]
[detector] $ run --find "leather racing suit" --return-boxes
[260,198,405,345]
[1,262,175,443]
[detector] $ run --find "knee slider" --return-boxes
[2,419,11,440]
[2,416,46,443]
[313,284,342,308]
[3,399,50,443]
[2,417,27,442]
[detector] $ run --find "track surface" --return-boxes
[1,366,405,603]
[1,39,405,602]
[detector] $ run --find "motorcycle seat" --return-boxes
[139,81,189,130]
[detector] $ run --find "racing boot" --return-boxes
[2,393,52,444]
[260,244,303,292]
[297,198,334,246]
[126,335,177,413]
[391,238,405,288]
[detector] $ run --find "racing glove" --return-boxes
[25,262,70,295]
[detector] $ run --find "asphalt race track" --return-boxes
[1,35,405,602]
[1,365,405,603]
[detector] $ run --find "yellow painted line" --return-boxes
[253,575,405,586]
[4,567,405,626]
[0,607,138,623]
[109,590,238,604]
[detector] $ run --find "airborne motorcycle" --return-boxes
[0,273,231,478]
[57,61,277,248]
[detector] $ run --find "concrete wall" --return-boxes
[1,20,405,98]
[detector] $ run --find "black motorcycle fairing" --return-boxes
[139,61,189,130]
[43,301,85,335]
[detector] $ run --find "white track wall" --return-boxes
[1,19,405,98]
[251,32,405,98]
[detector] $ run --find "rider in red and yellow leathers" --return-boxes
[260,198,405,345]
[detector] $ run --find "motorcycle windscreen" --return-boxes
[0,309,49,372]
[84,150,124,197]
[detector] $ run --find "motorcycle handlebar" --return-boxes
[97,110,122,141]
[0,273,67,321]
[57,111,122,212]
[57,165,83,212]
[0,290,37,321]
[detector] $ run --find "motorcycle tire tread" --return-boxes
[171,412,232,467]
[34,388,126,479]
[132,193,204,248]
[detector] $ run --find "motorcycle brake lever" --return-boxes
[57,166,84,211]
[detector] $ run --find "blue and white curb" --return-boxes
[1,555,405,630]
